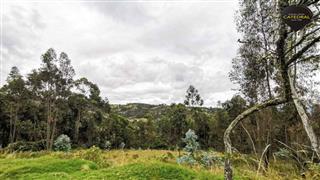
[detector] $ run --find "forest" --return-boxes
[1,0,320,180]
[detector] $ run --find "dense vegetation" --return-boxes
[1,56,319,154]
[0,48,319,179]
[1,0,320,179]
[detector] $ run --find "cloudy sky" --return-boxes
[1,0,240,107]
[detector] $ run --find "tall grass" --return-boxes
[0,149,319,179]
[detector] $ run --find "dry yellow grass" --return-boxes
[103,149,178,166]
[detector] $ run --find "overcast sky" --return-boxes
[1,0,240,107]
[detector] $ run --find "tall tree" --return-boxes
[2,67,29,143]
[28,48,75,150]
[184,85,204,107]
[224,0,320,179]
[184,85,208,148]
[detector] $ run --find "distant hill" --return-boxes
[110,103,219,121]
[110,103,169,120]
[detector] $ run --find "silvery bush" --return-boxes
[177,129,199,165]
[54,134,71,152]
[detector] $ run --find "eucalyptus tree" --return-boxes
[224,0,320,179]
[2,67,29,143]
[183,85,210,148]
[167,103,189,148]
[70,77,110,145]
[184,85,204,107]
[28,48,75,150]
[0,89,7,146]
[70,78,91,144]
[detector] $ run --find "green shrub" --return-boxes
[158,152,175,162]
[102,140,111,150]
[80,146,110,167]
[54,134,71,152]
[6,140,46,152]
[199,152,223,168]
[177,129,199,165]
[119,142,125,150]
[274,148,292,159]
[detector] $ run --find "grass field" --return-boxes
[0,148,319,180]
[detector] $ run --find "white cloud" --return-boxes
[2,1,239,107]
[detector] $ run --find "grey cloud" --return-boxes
[3,2,239,107]
[85,2,154,26]
[2,4,46,80]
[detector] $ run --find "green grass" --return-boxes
[75,162,223,180]
[0,149,318,180]
[0,156,222,180]
[0,157,98,179]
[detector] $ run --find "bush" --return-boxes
[158,152,175,162]
[119,142,125,150]
[199,152,223,168]
[177,129,199,165]
[54,134,71,152]
[102,141,111,150]
[80,146,110,167]
[274,148,291,159]
[6,140,46,152]
[177,155,197,165]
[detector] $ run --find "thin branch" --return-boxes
[286,36,320,66]
[285,27,320,56]
[275,139,305,169]
[240,122,258,157]
[224,97,287,180]
[257,144,271,174]
[305,0,320,6]
[288,54,320,67]
[224,97,287,154]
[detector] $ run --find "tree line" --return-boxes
[0,49,319,157]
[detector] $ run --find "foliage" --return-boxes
[158,152,175,162]
[177,129,199,165]
[54,134,71,152]
[78,146,110,167]
[274,148,292,159]
[102,140,111,150]
[200,152,224,168]
[182,129,200,153]
[184,85,204,107]
[0,48,319,171]
[119,142,125,150]
[6,140,46,152]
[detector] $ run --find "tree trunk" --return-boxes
[74,109,81,143]
[49,117,56,150]
[12,108,18,142]
[46,100,51,150]
[256,115,262,153]
[288,72,320,158]
[9,106,13,143]
[224,98,287,180]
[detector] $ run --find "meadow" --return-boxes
[1,147,318,180]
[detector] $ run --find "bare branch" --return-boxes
[240,122,257,157]
[288,70,320,158]
[224,97,287,179]
[224,97,286,153]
